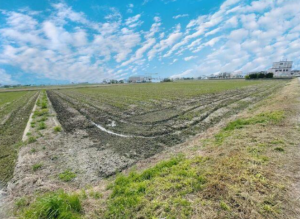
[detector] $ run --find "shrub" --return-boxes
[21,190,82,219]
[266,73,274,78]
[247,72,273,79]
[162,78,172,82]
[59,170,77,182]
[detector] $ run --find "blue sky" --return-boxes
[0,0,300,85]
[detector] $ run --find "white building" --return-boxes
[291,70,300,76]
[268,61,293,76]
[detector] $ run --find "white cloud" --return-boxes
[229,29,248,42]
[120,17,161,66]
[125,14,143,28]
[148,24,182,60]
[184,56,197,61]
[0,69,17,84]
[127,4,134,13]
[224,16,239,28]
[0,3,143,82]
[170,69,193,78]
[173,14,189,19]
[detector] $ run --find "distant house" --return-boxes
[128,76,152,83]
[268,61,293,76]
[210,72,231,79]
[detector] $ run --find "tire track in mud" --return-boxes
[49,83,283,138]
[46,82,286,179]
[52,85,254,129]
[57,86,258,126]
[56,83,279,129]
[48,90,165,162]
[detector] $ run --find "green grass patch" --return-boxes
[224,111,284,131]
[59,170,77,182]
[38,122,46,130]
[37,116,47,122]
[41,101,47,109]
[20,190,82,219]
[27,136,37,144]
[32,163,42,172]
[220,201,231,211]
[104,155,207,218]
[215,111,284,144]
[53,126,62,132]
[33,109,49,117]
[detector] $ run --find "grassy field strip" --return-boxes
[22,92,40,142]
[0,92,30,124]
[0,91,38,185]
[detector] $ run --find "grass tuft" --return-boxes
[27,136,37,144]
[53,126,62,132]
[20,190,82,219]
[38,122,46,130]
[59,170,77,182]
[32,163,42,172]
[220,201,231,211]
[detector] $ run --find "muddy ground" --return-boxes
[43,81,286,181]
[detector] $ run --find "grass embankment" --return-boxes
[16,80,300,218]
[102,111,286,218]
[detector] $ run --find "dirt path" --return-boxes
[22,92,40,142]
